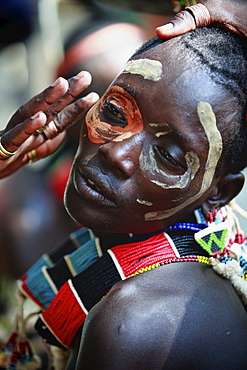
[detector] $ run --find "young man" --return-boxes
[1,25,247,370]
[63,26,247,369]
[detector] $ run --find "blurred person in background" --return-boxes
[0,0,38,48]
[0,0,146,279]
[0,2,146,367]
[0,0,247,368]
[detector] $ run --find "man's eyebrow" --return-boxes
[169,124,193,144]
[113,83,193,145]
[150,121,193,145]
[114,83,139,99]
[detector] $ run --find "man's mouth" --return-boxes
[73,165,117,207]
[87,178,101,192]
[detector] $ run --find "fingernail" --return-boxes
[157,23,174,31]
[75,71,92,84]
[85,92,99,104]
[75,71,87,78]
[31,111,43,119]
[51,77,63,87]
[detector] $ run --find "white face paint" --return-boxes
[149,122,172,129]
[140,123,200,192]
[123,58,163,82]
[136,199,153,207]
[156,132,170,138]
[144,102,223,221]
[149,122,173,137]
[85,85,144,144]
[139,148,200,190]
[137,121,181,209]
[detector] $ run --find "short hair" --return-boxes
[132,27,247,177]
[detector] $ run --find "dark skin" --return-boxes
[0,1,246,368]
[64,41,247,368]
[75,264,247,369]
[65,43,243,235]
[97,0,247,39]
[1,1,246,180]
[0,71,99,179]
[156,0,247,40]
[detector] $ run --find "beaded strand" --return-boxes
[165,222,205,233]
[128,254,210,279]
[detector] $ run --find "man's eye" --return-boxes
[155,146,184,169]
[103,100,127,126]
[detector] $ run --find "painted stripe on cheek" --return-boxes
[144,102,223,221]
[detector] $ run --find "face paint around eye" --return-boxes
[85,86,143,144]
[104,98,127,127]
[139,146,200,190]
[145,102,223,221]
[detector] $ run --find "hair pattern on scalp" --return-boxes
[132,27,247,177]
[131,36,163,58]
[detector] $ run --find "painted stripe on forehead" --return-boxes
[145,102,223,221]
[123,58,162,82]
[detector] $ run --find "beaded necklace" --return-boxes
[2,206,247,370]
[17,210,213,349]
[7,212,207,350]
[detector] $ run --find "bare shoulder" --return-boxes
[75,262,247,369]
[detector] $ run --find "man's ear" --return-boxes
[201,173,245,217]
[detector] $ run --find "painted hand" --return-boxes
[0,71,99,179]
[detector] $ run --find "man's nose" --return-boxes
[97,135,143,179]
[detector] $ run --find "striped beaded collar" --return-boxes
[3,206,247,370]
[18,208,214,348]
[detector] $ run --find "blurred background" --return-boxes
[0,0,172,364]
[0,1,247,367]
[0,0,171,277]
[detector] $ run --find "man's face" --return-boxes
[64,43,225,234]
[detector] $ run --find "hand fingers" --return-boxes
[2,71,94,152]
[156,4,211,39]
[0,132,66,177]
[8,130,65,164]
[21,133,65,170]
[6,70,92,132]
[156,10,196,39]
[42,92,99,139]
[44,71,93,124]
[0,111,47,154]
[0,70,95,168]
[34,132,66,159]
[7,78,69,130]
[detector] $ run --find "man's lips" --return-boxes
[73,165,117,207]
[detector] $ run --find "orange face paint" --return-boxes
[86,86,143,144]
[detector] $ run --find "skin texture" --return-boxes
[1,1,247,179]
[73,263,247,369]
[123,58,163,82]
[86,86,144,144]
[144,102,222,221]
[0,71,99,179]
[156,0,247,39]
[0,2,246,366]
[64,39,247,368]
[64,41,242,235]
